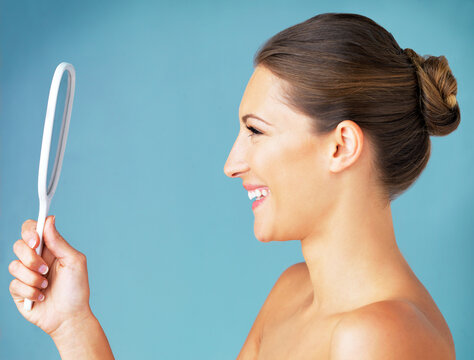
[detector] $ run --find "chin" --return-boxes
[255,230,298,243]
[256,236,272,243]
[254,231,272,243]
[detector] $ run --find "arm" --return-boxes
[51,311,114,360]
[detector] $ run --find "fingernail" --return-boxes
[39,264,48,275]
[41,279,48,288]
[53,216,56,225]
[38,293,45,301]
[28,238,36,249]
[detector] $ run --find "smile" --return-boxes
[248,188,269,210]
[248,188,269,201]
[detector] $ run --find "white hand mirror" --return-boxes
[24,62,76,311]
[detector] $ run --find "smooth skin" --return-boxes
[9,216,114,359]
[9,65,455,359]
[223,66,456,359]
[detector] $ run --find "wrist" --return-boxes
[50,309,97,344]
[50,310,114,360]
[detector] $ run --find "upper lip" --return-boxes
[243,184,269,191]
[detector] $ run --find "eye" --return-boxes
[246,125,263,137]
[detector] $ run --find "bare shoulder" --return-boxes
[236,262,309,360]
[277,261,310,286]
[269,262,312,307]
[329,299,455,360]
[260,261,310,306]
[257,261,310,318]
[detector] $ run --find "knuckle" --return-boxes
[9,279,18,293]
[13,240,29,259]
[22,252,37,270]
[8,260,20,274]
[24,219,37,228]
[12,239,22,253]
[21,219,36,236]
[12,241,38,270]
[12,240,19,253]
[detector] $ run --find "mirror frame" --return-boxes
[38,62,76,202]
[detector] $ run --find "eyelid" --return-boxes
[246,125,263,135]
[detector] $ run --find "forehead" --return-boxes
[238,66,318,136]
[239,66,288,120]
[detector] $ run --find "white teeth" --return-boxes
[247,188,269,200]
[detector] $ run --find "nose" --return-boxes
[223,135,249,179]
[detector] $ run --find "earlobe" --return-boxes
[329,120,363,173]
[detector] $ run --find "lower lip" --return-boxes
[252,196,267,210]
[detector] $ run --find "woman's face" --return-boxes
[224,66,337,242]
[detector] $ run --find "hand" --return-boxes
[8,215,93,337]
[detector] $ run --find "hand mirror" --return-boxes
[24,62,76,311]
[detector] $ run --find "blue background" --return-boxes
[1,0,472,358]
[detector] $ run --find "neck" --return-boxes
[301,188,414,316]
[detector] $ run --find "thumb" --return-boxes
[43,215,79,263]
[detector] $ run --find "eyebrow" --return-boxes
[240,114,272,126]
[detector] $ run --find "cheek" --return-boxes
[279,135,322,194]
[250,137,282,177]
[275,137,328,234]
[254,134,323,203]
[250,135,330,241]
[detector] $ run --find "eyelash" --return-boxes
[246,125,263,137]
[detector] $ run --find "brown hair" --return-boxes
[254,13,460,202]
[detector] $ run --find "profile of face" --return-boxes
[224,66,366,243]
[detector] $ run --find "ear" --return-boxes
[328,120,364,173]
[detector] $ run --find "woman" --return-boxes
[8,13,459,359]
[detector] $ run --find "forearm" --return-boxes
[51,312,114,360]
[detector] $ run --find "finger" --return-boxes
[21,219,39,250]
[8,260,48,290]
[9,278,45,303]
[43,216,81,265]
[12,240,49,275]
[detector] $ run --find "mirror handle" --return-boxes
[23,201,48,311]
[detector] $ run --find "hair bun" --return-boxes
[403,48,460,136]
[446,94,457,108]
